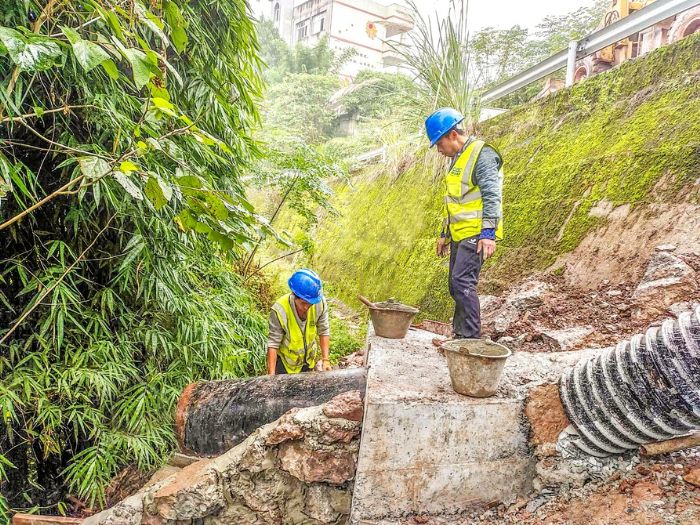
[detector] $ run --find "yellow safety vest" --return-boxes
[271,294,320,374]
[444,139,504,242]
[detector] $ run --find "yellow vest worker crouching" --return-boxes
[267,269,331,375]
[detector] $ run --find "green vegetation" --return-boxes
[310,32,700,320]
[0,0,268,514]
[328,316,367,365]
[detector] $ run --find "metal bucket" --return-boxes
[442,339,511,397]
[369,299,419,339]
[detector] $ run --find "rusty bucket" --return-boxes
[360,297,419,339]
[442,339,511,397]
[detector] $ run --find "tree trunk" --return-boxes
[175,368,367,456]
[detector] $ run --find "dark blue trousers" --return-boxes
[449,237,483,338]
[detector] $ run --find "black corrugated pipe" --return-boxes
[559,306,700,457]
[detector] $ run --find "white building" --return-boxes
[266,0,414,79]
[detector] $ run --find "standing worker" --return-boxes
[425,107,504,345]
[267,269,332,375]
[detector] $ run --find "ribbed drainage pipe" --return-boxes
[559,306,700,457]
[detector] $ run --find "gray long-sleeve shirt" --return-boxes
[267,294,330,349]
[447,137,503,231]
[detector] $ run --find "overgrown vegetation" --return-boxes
[310,32,700,319]
[0,0,268,514]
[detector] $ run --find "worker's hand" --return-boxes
[477,239,496,261]
[322,359,332,372]
[436,237,450,258]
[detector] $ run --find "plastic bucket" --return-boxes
[442,339,511,397]
[369,300,419,339]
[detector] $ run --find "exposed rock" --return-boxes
[668,301,700,317]
[497,334,527,350]
[322,390,364,421]
[525,384,570,446]
[143,465,181,490]
[540,327,593,351]
[84,392,363,525]
[631,251,697,319]
[279,441,356,484]
[318,420,361,444]
[265,413,305,445]
[655,244,677,252]
[507,280,550,311]
[683,467,700,488]
[480,294,503,316]
[491,306,520,334]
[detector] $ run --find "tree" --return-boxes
[337,70,420,121]
[0,0,268,514]
[263,73,341,143]
[255,21,356,83]
[470,26,536,87]
[535,0,609,56]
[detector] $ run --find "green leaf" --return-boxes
[102,9,124,41]
[33,106,45,117]
[62,26,111,73]
[144,175,172,210]
[119,161,139,174]
[101,59,119,80]
[176,175,203,190]
[113,172,143,200]
[125,48,159,90]
[0,27,63,72]
[164,1,189,53]
[174,209,197,231]
[78,157,111,180]
[205,193,229,221]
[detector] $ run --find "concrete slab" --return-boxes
[350,327,601,523]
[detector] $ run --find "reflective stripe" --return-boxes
[460,142,485,196]
[272,303,287,326]
[444,189,482,205]
[449,210,483,223]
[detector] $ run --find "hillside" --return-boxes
[311,32,700,321]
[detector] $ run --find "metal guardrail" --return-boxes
[482,0,700,103]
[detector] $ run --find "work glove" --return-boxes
[322,359,333,372]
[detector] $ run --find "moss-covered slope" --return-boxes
[312,34,700,321]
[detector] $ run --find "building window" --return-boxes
[312,12,326,34]
[273,2,280,22]
[296,20,309,41]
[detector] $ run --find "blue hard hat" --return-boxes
[288,269,323,305]
[425,107,465,147]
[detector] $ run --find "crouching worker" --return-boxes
[267,269,332,375]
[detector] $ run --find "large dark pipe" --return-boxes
[560,306,700,457]
[175,368,367,456]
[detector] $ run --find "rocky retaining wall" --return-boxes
[84,391,364,525]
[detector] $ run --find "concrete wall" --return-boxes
[350,329,537,522]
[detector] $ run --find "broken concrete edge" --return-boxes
[84,391,365,525]
[173,381,199,453]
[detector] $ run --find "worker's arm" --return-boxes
[267,310,284,375]
[320,335,331,371]
[473,146,503,260]
[266,347,278,375]
[317,300,332,371]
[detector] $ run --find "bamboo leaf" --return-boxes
[113,172,143,200]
